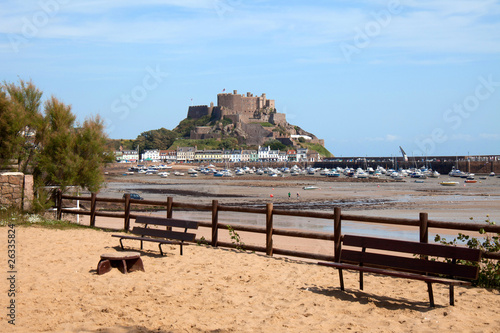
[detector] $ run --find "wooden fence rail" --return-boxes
[56,190,500,261]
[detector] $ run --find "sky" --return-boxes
[1,0,499,157]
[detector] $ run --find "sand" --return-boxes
[2,167,499,332]
[1,226,499,333]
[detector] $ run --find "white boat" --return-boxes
[440,181,459,186]
[449,169,465,177]
[489,172,495,177]
[303,185,319,190]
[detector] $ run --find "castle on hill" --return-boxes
[186,90,323,147]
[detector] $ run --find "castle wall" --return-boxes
[187,105,213,119]
[217,91,275,114]
[241,123,274,146]
[270,113,286,126]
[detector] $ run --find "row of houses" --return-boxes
[115,146,320,163]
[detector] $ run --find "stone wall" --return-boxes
[0,172,23,208]
[0,172,34,210]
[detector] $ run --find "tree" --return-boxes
[133,128,177,150]
[0,79,43,173]
[35,96,78,190]
[2,79,112,194]
[74,115,113,192]
[263,139,288,151]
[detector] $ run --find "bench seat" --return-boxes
[112,216,198,256]
[318,234,481,307]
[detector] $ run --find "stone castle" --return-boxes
[186,90,323,147]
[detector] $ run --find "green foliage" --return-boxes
[299,142,333,158]
[133,128,177,151]
[218,138,238,150]
[0,206,90,230]
[197,236,209,246]
[263,140,288,151]
[1,79,111,194]
[257,122,273,127]
[0,79,44,173]
[227,225,245,251]
[174,115,211,137]
[298,137,306,143]
[221,117,233,127]
[434,216,500,289]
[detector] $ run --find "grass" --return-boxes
[299,142,333,158]
[0,206,95,230]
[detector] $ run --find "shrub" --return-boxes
[434,216,500,289]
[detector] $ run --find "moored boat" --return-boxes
[440,181,459,186]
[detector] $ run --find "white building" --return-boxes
[297,148,308,162]
[258,146,270,161]
[142,149,160,161]
[122,150,139,162]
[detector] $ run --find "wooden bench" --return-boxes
[318,234,481,307]
[112,216,199,256]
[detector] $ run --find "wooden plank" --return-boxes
[135,216,199,229]
[341,250,479,279]
[131,227,196,242]
[317,262,473,286]
[112,234,179,244]
[343,235,481,262]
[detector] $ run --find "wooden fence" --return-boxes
[56,190,500,261]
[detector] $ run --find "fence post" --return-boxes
[334,207,342,262]
[167,197,173,218]
[266,203,273,256]
[419,212,428,243]
[90,193,97,227]
[124,193,131,231]
[211,200,219,247]
[56,189,62,220]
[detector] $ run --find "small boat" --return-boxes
[464,179,477,183]
[489,172,495,177]
[414,180,425,183]
[303,186,319,190]
[479,177,487,180]
[440,181,459,186]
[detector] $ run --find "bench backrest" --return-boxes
[340,234,481,280]
[133,216,199,242]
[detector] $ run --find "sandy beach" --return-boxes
[2,165,500,332]
[1,226,499,333]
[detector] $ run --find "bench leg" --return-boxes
[97,259,111,275]
[359,271,364,290]
[126,257,145,273]
[427,282,435,307]
[158,243,164,256]
[449,285,455,306]
[119,238,125,250]
[339,269,345,291]
[180,244,183,256]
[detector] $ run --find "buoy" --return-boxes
[270,194,274,198]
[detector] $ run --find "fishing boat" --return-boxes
[303,186,319,190]
[439,181,459,186]
[464,179,477,183]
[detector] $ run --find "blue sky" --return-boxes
[1,0,499,157]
